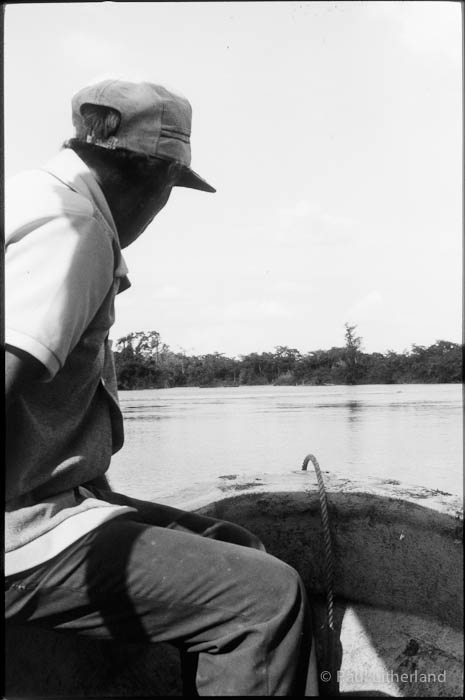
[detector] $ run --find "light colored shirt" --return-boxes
[5,149,136,574]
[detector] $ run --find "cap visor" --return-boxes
[177,166,216,193]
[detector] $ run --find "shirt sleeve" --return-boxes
[5,212,115,380]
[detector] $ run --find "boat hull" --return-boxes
[6,471,463,696]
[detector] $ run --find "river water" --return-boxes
[108,384,463,501]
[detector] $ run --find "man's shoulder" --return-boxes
[6,168,95,242]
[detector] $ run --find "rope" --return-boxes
[301,453,335,632]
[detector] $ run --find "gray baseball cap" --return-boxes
[72,79,215,193]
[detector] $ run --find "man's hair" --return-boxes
[64,104,181,189]
[79,103,121,141]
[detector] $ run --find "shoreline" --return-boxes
[118,380,463,391]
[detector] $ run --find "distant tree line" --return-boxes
[113,325,463,390]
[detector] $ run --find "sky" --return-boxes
[4,1,463,357]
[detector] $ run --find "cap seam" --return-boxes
[160,126,190,137]
[160,131,190,144]
[95,79,119,104]
[156,99,165,155]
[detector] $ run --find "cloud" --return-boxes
[224,299,292,322]
[369,2,461,63]
[277,200,320,226]
[345,291,384,322]
[275,199,354,245]
[58,31,122,73]
[153,285,183,301]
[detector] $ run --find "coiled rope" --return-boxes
[301,453,335,632]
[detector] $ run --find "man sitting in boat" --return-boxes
[5,78,318,696]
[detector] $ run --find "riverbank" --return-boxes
[114,338,463,391]
[150,378,463,389]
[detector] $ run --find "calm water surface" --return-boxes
[109,384,463,501]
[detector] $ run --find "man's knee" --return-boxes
[240,550,307,623]
[265,557,306,610]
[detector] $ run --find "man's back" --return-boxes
[6,150,128,553]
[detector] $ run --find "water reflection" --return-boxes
[347,400,363,423]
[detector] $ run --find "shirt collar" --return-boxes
[41,149,117,234]
[41,149,130,291]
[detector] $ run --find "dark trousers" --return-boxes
[5,489,316,696]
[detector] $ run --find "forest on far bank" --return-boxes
[113,324,463,390]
